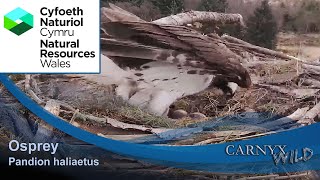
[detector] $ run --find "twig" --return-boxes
[74,111,170,134]
[97,134,150,141]
[237,172,309,180]
[44,100,60,116]
[302,64,320,75]
[24,75,45,105]
[30,76,41,94]
[53,100,76,111]
[193,131,254,145]
[274,173,308,179]
[76,113,107,124]
[303,79,320,88]
[15,80,26,86]
[193,137,224,145]
[298,103,320,125]
[231,131,276,141]
[69,109,79,124]
[258,84,319,99]
[237,174,279,180]
[221,132,234,143]
[106,117,170,134]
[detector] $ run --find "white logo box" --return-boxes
[0,0,100,73]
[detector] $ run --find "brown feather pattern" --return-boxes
[101,21,251,88]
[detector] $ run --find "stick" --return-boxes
[300,60,320,66]
[75,111,170,134]
[44,100,60,116]
[193,131,254,145]
[69,109,79,124]
[258,84,319,99]
[76,113,107,124]
[303,79,320,88]
[298,103,320,125]
[237,174,279,180]
[97,134,150,141]
[54,100,77,111]
[222,34,294,61]
[106,117,170,134]
[24,75,45,105]
[153,11,245,27]
[302,64,320,75]
[101,3,146,23]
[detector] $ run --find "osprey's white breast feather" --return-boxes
[83,55,214,116]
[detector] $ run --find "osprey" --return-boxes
[85,4,251,117]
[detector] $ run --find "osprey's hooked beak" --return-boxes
[219,64,252,89]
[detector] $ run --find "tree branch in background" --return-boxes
[153,10,245,27]
[101,3,145,23]
[221,34,294,61]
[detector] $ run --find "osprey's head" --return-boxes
[208,60,252,89]
[222,56,252,89]
[208,60,252,97]
[235,68,252,88]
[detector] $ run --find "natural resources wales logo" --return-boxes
[4,7,33,36]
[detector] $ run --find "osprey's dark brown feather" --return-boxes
[101,38,198,67]
[101,21,251,88]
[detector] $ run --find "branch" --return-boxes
[298,103,320,125]
[24,75,45,105]
[258,84,319,99]
[301,59,320,66]
[101,3,146,23]
[97,134,150,141]
[44,100,60,116]
[222,34,294,61]
[302,64,320,75]
[73,109,171,134]
[303,79,320,88]
[153,11,245,27]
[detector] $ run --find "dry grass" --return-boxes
[118,105,176,128]
[173,85,308,121]
[69,94,176,128]
[277,33,320,59]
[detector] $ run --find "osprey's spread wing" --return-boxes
[94,4,252,116]
[101,21,251,88]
